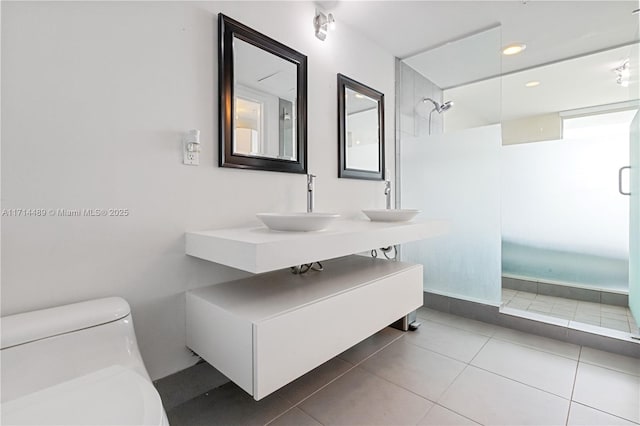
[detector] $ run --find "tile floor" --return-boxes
[502,288,639,334]
[167,307,640,426]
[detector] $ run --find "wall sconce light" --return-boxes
[314,9,336,41]
[614,60,630,87]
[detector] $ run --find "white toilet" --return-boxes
[1,297,169,425]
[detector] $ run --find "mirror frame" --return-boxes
[337,74,385,180]
[219,14,308,173]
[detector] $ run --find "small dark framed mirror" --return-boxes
[337,74,385,180]
[219,14,307,173]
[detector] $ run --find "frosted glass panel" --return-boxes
[401,125,502,305]
[501,110,633,291]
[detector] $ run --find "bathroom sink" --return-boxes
[362,209,421,222]
[256,212,340,232]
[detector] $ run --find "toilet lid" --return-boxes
[1,365,166,425]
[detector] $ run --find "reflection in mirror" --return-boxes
[338,74,384,180]
[345,88,379,171]
[233,37,297,161]
[219,14,307,173]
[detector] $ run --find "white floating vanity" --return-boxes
[185,218,447,400]
[186,218,446,274]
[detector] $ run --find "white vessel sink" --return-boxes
[256,212,340,232]
[362,209,421,222]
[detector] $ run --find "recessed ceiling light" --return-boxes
[502,43,527,56]
[525,80,540,87]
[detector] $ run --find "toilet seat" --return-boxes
[1,365,168,425]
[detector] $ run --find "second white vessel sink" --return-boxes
[256,212,340,232]
[362,209,421,222]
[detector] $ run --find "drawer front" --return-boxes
[253,265,423,400]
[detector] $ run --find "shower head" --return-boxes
[439,101,454,112]
[422,98,454,113]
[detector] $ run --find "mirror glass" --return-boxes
[219,14,307,174]
[345,88,379,171]
[338,74,384,180]
[233,37,297,161]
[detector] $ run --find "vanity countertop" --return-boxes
[185,219,447,274]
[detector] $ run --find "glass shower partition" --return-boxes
[400,126,502,306]
[397,26,503,307]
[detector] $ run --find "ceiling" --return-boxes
[319,1,639,130]
[444,44,639,128]
[322,1,639,77]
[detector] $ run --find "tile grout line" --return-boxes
[265,331,407,425]
[467,361,574,402]
[565,345,582,425]
[422,338,496,425]
[569,401,640,425]
[481,333,579,362]
[577,359,640,377]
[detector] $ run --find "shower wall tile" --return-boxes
[399,62,416,136]
[601,292,628,307]
[398,63,444,137]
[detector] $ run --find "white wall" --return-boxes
[1,1,396,379]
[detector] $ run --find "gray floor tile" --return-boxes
[529,302,554,313]
[555,299,579,308]
[403,320,489,362]
[536,294,561,303]
[600,318,631,333]
[167,381,292,426]
[274,357,353,405]
[337,327,404,365]
[299,367,432,426]
[601,305,629,315]
[567,402,638,426]
[577,301,602,313]
[470,338,578,398]
[416,306,439,320]
[507,299,533,310]
[573,363,640,423]
[573,313,601,326]
[418,404,480,425]
[436,314,499,337]
[154,361,230,411]
[439,366,570,426]
[492,325,581,359]
[268,408,323,426]
[551,306,577,317]
[361,337,466,401]
[514,291,537,300]
[600,311,629,322]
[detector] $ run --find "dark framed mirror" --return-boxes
[337,74,385,180]
[219,14,307,173]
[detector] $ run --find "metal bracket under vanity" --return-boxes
[186,255,423,400]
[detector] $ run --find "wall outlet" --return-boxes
[184,149,199,166]
[183,129,200,166]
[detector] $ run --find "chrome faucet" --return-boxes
[384,179,392,209]
[307,174,316,213]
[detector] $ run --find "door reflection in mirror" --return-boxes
[233,37,297,161]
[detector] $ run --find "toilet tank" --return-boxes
[1,297,150,403]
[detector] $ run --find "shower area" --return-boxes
[397,25,640,335]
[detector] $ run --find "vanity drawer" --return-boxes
[253,265,422,399]
[186,255,423,400]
